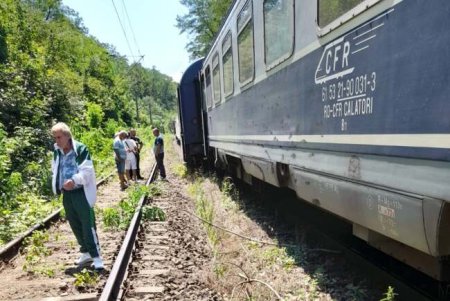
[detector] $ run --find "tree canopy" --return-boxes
[176,0,234,59]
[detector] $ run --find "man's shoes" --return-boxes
[75,252,93,266]
[160,177,168,181]
[137,176,144,180]
[91,257,104,270]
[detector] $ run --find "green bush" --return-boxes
[85,102,104,129]
[104,118,123,138]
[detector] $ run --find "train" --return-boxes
[176,0,450,281]
[176,58,205,164]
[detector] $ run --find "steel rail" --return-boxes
[0,172,114,262]
[99,163,158,301]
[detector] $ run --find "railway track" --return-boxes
[99,163,158,301]
[0,172,114,263]
[100,163,219,300]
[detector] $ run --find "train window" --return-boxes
[222,32,234,98]
[212,54,222,104]
[263,0,294,69]
[205,66,212,109]
[237,0,254,85]
[318,0,364,28]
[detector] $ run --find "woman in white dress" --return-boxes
[124,134,138,182]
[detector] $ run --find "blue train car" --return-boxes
[198,0,450,280]
[177,58,205,163]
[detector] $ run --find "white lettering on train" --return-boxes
[325,41,351,75]
[343,97,373,117]
[323,97,373,119]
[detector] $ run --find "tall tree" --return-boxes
[176,0,233,59]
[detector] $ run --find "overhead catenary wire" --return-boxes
[120,0,142,61]
[111,0,135,62]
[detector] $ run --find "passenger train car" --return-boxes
[177,0,450,281]
[176,58,205,163]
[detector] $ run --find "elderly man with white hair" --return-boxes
[51,122,104,270]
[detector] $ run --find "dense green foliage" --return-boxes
[0,0,177,245]
[318,0,363,27]
[176,0,233,59]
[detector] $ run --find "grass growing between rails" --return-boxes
[101,183,162,230]
[21,230,54,277]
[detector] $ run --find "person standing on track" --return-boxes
[129,129,144,180]
[124,133,138,183]
[51,122,104,270]
[113,130,129,190]
[152,127,166,180]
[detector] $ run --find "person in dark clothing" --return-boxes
[129,129,144,180]
[152,128,166,180]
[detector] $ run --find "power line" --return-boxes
[120,0,142,61]
[111,0,135,62]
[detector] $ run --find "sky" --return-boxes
[62,0,192,82]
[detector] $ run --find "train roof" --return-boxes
[179,58,204,85]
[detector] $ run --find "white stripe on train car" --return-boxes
[209,134,450,149]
